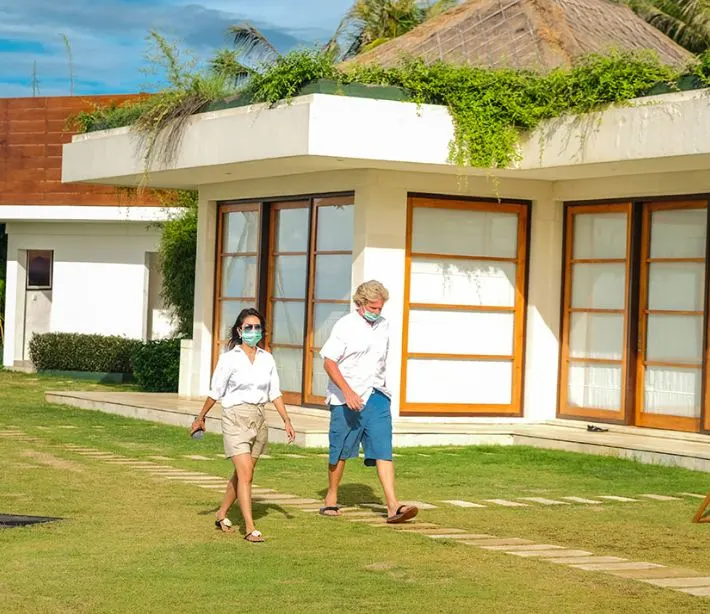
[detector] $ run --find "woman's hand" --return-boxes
[191,416,206,435]
[285,421,296,444]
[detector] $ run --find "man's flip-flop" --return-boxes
[244,530,264,543]
[319,506,342,517]
[386,505,419,524]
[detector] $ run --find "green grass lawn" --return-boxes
[1,369,709,613]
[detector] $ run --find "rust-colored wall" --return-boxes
[0,94,159,206]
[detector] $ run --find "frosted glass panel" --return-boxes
[273,255,307,299]
[406,359,513,404]
[271,302,305,345]
[272,347,303,393]
[571,263,625,309]
[276,207,309,252]
[569,313,624,360]
[410,259,516,307]
[311,357,330,398]
[315,254,352,300]
[650,208,707,259]
[224,211,258,253]
[573,213,627,259]
[567,363,622,410]
[412,208,518,258]
[314,303,350,348]
[408,309,514,355]
[221,256,257,298]
[646,315,703,363]
[648,263,705,311]
[219,300,254,345]
[644,367,701,417]
[317,205,354,251]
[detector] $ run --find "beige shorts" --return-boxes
[222,403,268,459]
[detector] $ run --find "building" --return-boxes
[1,95,178,369]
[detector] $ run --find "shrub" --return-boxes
[130,338,181,392]
[29,333,142,373]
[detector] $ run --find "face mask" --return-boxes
[362,310,381,323]
[241,330,263,347]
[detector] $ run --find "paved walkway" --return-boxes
[2,427,710,599]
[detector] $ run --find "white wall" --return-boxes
[2,221,172,368]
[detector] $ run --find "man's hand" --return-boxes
[285,421,296,443]
[344,389,364,411]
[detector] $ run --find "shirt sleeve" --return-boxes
[268,359,282,402]
[320,319,347,362]
[207,355,230,401]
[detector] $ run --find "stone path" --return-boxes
[3,428,710,599]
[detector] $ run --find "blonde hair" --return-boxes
[353,280,389,306]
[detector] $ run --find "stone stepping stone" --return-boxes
[638,494,681,501]
[385,523,441,531]
[484,499,529,507]
[57,426,78,429]
[404,527,466,535]
[160,473,213,479]
[677,586,710,597]
[258,455,273,459]
[510,549,593,559]
[196,484,228,490]
[562,496,602,504]
[360,503,387,511]
[252,494,299,500]
[183,455,213,461]
[548,555,628,565]
[340,511,386,518]
[282,454,307,459]
[349,517,387,524]
[462,538,533,547]
[608,567,702,580]
[428,533,496,540]
[401,500,437,510]
[165,476,225,481]
[481,544,564,552]
[262,498,320,506]
[643,577,710,588]
[317,454,330,458]
[520,497,569,505]
[571,562,664,571]
[598,496,638,502]
[441,500,486,508]
[417,454,431,457]
[148,456,173,461]
[679,492,707,499]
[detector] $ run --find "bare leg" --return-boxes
[216,470,238,529]
[375,460,399,517]
[234,454,260,537]
[323,460,347,514]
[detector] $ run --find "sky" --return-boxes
[0,0,355,97]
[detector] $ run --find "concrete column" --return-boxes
[522,193,564,421]
[2,238,23,367]
[353,173,408,416]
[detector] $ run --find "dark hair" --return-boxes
[228,308,266,350]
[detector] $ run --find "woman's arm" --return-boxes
[272,396,296,443]
[190,397,216,434]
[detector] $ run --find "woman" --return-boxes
[190,308,296,543]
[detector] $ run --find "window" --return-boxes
[26,250,53,290]
[401,196,529,415]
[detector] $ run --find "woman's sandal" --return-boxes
[244,530,264,543]
[215,517,234,533]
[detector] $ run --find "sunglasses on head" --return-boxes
[242,324,262,332]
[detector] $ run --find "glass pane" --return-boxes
[648,263,705,311]
[571,263,625,309]
[276,207,309,252]
[567,363,622,410]
[410,258,516,307]
[223,210,258,253]
[271,302,305,345]
[569,313,624,360]
[646,315,703,363]
[273,255,307,299]
[573,213,627,259]
[408,309,514,355]
[219,300,255,347]
[406,359,512,404]
[311,357,330,398]
[315,254,352,300]
[650,208,707,259]
[317,205,354,251]
[313,303,350,348]
[412,208,518,258]
[27,251,52,288]
[221,256,257,298]
[271,347,303,393]
[644,367,701,417]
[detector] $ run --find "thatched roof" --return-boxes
[345,0,694,71]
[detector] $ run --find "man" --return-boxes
[319,280,418,524]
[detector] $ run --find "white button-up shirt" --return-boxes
[320,311,390,406]
[208,346,282,408]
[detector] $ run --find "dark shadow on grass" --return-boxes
[317,483,382,507]
[200,502,294,528]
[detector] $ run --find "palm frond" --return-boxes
[228,23,280,64]
[209,49,255,84]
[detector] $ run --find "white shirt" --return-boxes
[319,311,390,406]
[208,346,282,408]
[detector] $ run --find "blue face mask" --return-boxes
[241,330,263,347]
[362,310,381,323]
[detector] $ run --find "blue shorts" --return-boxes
[328,390,393,467]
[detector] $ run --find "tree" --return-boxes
[624,0,710,53]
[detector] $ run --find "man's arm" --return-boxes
[324,358,364,411]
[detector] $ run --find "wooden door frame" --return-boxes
[399,195,530,417]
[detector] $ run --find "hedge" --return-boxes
[130,338,181,392]
[29,333,142,373]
